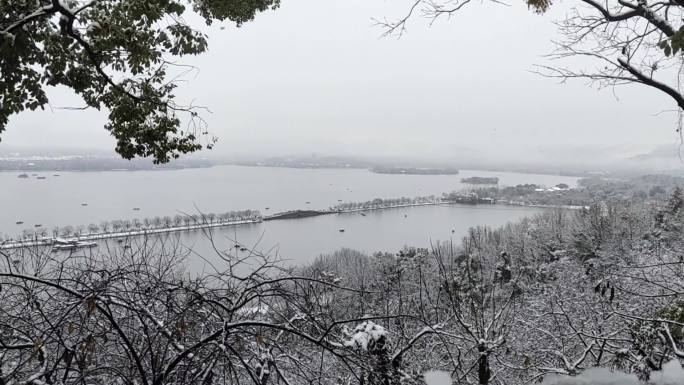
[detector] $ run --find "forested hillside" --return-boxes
[1,189,683,384]
[300,189,684,384]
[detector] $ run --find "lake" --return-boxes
[1,165,577,264]
[175,203,546,268]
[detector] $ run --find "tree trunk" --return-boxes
[478,345,490,385]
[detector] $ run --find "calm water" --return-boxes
[2,165,576,263]
[176,203,545,268]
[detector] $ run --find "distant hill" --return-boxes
[622,145,684,175]
[0,150,212,171]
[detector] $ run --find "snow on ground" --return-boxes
[421,360,683,385]
[423,370,451,385]
[541,360,684,385]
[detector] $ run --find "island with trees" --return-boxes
[460,176,499,184]
[370,166,459,175]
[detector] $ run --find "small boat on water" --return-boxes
[360,212,366,216]
[81,203,88,206]
[53,174,60,177]
[339,228,345,233]
[15,221,23,225]
[132,207,141,211]
[265,207,270,210]
[34,224,42,228]
[36,176,46,180]
[51,240,97,252]
[305,201,311,204]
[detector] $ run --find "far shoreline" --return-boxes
[0,163,587,179]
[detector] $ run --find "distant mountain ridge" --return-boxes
[0,153,212,172]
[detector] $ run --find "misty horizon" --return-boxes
[2,142,684,176]
[2,0,682,165]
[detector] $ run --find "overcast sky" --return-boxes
[2,0,681,163]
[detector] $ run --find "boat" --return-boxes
[339,228,345,233]
[132,207,141,211]
[17,173,29,179]
[81,203,88,206]
[265,207,270,210]
[15,221,23,225]
[53,174,60,177]
[360,212,366,216]
[305,201,311,204]
[52,244,77,251]
[36,176,46,180]
[34,224,42,228]
[52,239,97,252]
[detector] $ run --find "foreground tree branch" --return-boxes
[386,0,684,128]
[0,0,280,162]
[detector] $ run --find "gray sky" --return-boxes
[2,0,681,163]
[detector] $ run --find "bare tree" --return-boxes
[0,233,400,385]
[383,0,684,126]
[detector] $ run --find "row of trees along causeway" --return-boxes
[7,174,683,244]
[8,174,680,243]
[0,210,262,244]
[331,196,441,212]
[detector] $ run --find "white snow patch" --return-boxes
[237,304,269,317]
[424,370,451,385]
[343,321,387,351]
[650,360,684,385]
[541,360,684,385]
[541,368,638,385]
